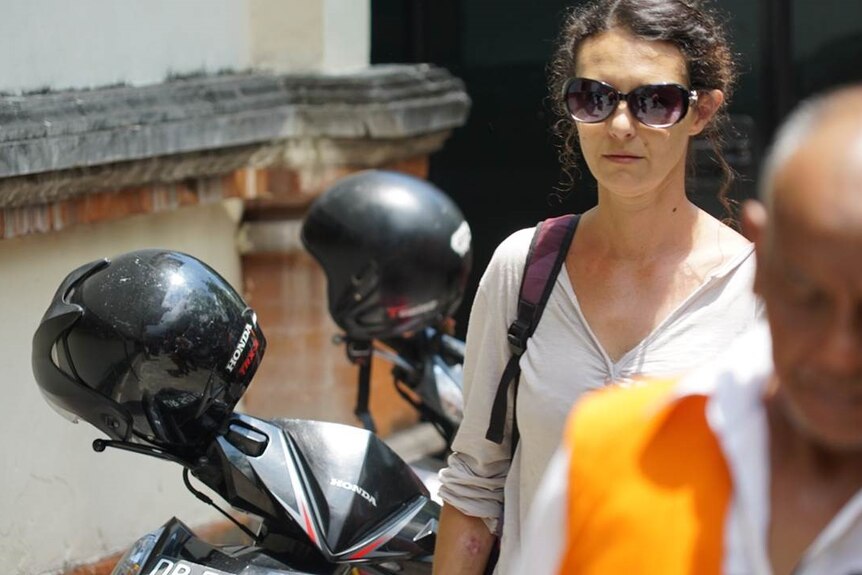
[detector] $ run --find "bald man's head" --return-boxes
[760,86,862,216]
[744,85,862,450]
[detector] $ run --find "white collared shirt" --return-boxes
[515,322,862,575]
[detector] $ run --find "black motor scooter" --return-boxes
[101,410,440,575]
[101,325,464,575]
[298,169,472,501]
[32,251,464,575]
[40,165,473,574]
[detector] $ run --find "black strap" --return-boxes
[346,340,377,434]
[485,214,580,452]
[355,359,376,434]
[486,353,523,444]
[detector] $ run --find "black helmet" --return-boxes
[32,249,265,453]
[301,170,472,340]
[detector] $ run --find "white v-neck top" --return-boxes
[438,225,764,573]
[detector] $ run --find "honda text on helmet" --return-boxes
[32,249,265,457]
[301,170,473,340]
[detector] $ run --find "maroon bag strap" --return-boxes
[485,214,580,450]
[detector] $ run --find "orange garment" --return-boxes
[558,380,732,575]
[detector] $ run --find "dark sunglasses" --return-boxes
[563,77,698,128]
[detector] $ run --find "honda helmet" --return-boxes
[301,170,472,340]
[32,249,265,453]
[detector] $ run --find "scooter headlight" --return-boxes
[110,527,164,575]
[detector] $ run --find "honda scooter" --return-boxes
[102,411,439,575]
[36,167,472,575]
[104,324,464,575]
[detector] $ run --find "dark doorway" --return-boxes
[372,0,862,335]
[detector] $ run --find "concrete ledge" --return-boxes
[0,131,447,209]
[0,64,470,180]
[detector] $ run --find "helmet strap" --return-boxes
[344,339,377,434]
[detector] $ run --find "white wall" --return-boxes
[0,0,370,94]
[248,0,370,73]
[0,201,245,573]
[322,0,371,72]
[0,1,250,94]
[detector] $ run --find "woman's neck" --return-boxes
[589,179,699,261]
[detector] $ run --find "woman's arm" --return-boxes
[433,503,497,575]
[435,230,535,574]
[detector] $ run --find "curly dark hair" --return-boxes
[549,0,738,217]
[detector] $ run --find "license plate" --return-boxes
[146,557,232,575]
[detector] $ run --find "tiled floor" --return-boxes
[239,251,419,438]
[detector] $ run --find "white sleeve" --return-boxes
[509,446,569,575]
[437,228,533,532]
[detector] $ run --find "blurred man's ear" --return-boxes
[742,199,768,295]
[741,199,766,243]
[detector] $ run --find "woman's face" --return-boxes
[573,27,718,201]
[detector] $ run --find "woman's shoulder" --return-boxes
[715,219,752,252]
[694,211,755,278]
[476,226,537,295]
[492,226,537,264]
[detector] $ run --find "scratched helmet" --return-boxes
[32,249,265,454]
[301,170,473,340]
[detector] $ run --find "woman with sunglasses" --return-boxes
[434,1,762,573]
